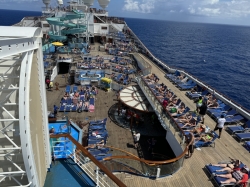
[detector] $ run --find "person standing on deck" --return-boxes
[196,96,203,113]
[214,114,226,139]
[133,132,140,149]
[199,100,207,124]
[45,77,50,89]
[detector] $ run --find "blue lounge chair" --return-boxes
[115,74,122,82]
[211,109,237,120]
[187,90,209,100]
[179,83,196,90]
[205,162,249,187]
[88,147,109,153]
[65,105,72,112]
[59,104,65,112]
[235,132,250,142]
[227,120,250,134]
[123,75,129,85]
[165,70,180,79]
[178,116,201,130]
[88,139,106,145]
[244,141,250,152]
[71,105,77,112]
[65,85,71,93]
[89,125,106,130]
[73,85,78,93]
[195,131,219,148]
[95,153,112,161]
[175,107,190,118]
[225,115,244,124]
[207,105,231,116]
[177,79,193,87]
[90,118,107,125]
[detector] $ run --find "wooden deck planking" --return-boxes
[46,48,250,187]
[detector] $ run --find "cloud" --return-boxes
[123,0,155,13]
[122,0,250,18]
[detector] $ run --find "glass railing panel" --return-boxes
[137,77,186,147]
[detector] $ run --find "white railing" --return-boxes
[51,141,118,187]
[136,77,185,145]
[126,25,250,120]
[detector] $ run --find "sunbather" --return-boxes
[77,100,83,108]
[211,159,241,173]
[213,167,249,186]
[84,101,89,108]
[186,124,206,135]
[181,118,197,129]
[175,113,192,122]
[96,140,105,149]
[208,98,219,108]
[171,105,185,117]
[195,133,214,142]
[167,98,178,107]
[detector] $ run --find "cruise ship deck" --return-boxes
[45,44,250,187]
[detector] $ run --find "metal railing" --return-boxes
[125,25,250,119]
[50,134,126,187]
[51,138,117,187]
[51,131,193,179]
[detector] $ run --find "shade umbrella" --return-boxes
[51,42,64,46]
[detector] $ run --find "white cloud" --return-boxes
[123,0,155,13]
[122,0,250,18]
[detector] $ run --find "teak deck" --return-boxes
[46,44,250,187]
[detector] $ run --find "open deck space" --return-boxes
[46,46,250,186]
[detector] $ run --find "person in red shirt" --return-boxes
[162,99,168,108]
[214,167,249,187]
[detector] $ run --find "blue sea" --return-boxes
[0,10,249,110]
[126,18,250,110]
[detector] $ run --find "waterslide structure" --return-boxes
[46,10,87,41]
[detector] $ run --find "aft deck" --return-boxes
[46,45,250,187]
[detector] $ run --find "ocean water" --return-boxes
[125,18,250,110]
[0,9,249,110]
[0,9,41,26]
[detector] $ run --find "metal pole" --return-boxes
[156,167,161,179]
[96,166,99,187]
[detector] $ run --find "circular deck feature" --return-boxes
[119,85,153,112]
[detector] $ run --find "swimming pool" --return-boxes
[49,121,82,158]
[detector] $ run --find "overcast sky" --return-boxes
[1,0,250,26]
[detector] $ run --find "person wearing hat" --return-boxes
[214,166,249,187]
[214,114,226,139]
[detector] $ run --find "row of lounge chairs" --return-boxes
[143,74,220,149]
[165,71,197,90]
[87,118,112,161]
[205,161,250,187]
[111,65,135,74]
[110,56,131,65]
[60,85,96,112]
[112,73,130,85]
[184,84,250,150]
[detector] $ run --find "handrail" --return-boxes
[50,134,127,187]
[139,77,186,136]
[125,25,250,117]
[50,133,193,166]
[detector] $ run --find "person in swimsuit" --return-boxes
[214,167,249,186]
[211,159,241,173]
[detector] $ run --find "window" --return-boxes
[101,27,107,30]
